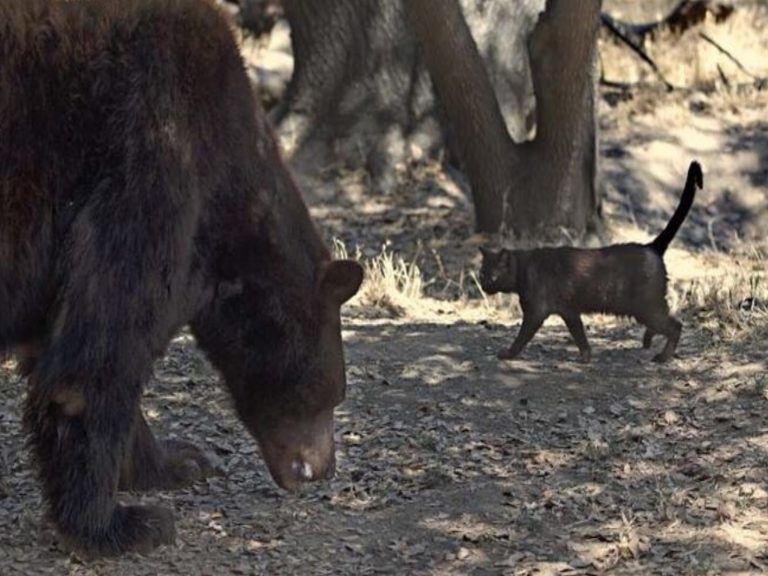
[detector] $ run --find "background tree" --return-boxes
[407,0,603,238]
[272,0,603,240]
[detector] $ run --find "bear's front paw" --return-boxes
[63,504,176,558]
[117,504,176,553]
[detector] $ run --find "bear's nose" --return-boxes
[291,460,314,481]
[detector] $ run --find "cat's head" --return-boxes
[479,247,518,294]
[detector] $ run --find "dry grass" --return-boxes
[671,249,768,344]
[333,240,523,323]
[333,240,424,317]
[336,237,767,350]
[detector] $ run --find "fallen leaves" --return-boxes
[2,271,767,576]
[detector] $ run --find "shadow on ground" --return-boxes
[602,108,768,252]
[1,317,765,575]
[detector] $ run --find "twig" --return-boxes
[599,78,636,90]
[469,271,491,313]
[601,14,675,91]
[716,63,730,87]
[707,216,721,253]
[699,32,761,80]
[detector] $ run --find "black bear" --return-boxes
[0,0,363,557]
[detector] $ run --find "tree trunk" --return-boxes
[277,0,603,240]
[274,0,437,190]
[407,0,602,238]
[509,0,603,240]
[274,0,536,192]
[404,0,512,232]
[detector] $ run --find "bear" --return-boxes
[0,0,363,557]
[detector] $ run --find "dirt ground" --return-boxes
[2,4,767,576]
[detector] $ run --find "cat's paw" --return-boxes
[497,348,520,361]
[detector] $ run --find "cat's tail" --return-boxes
[649,161,703,256]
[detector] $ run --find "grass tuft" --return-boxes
[671,250,768,344]
[333,240,424,317]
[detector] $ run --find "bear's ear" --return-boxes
[320,260,364,305]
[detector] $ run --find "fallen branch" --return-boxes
[699,32,762,80]
[598,78,637,91]
[601,13,674,91]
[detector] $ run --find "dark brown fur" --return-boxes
[480,162,703,363]
[1,0,362,557]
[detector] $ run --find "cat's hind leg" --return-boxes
[561,313,591,363]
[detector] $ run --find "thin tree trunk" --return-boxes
[405,0,512,232]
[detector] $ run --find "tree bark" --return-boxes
[274,0,537,193]
[407,0,602,238]
[404,0,512,232]
[509,0,603,239]
[274,0,437,189]
[276,0,603,240]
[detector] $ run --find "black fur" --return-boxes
[649,161,702,256]
[480,161,702,363]
[1,0,362,557]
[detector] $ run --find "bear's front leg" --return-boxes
[25,292,184,558]
[119,407,217,491]
[25,354,176,557]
